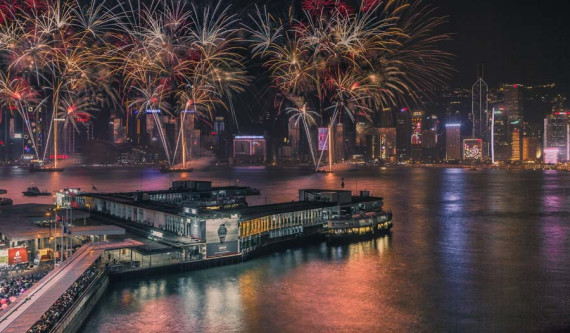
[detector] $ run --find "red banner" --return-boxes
[8,247,28,265]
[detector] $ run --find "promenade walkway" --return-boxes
[0,240,141,332]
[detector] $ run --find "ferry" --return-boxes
[23,186,51,196]
[326,209,393,243]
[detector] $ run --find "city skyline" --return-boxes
[0,2,569,332]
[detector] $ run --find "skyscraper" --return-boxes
[504,84,524,123]
[544,111,570,162]
[334,123,345,162]
[491,107,510,161]
[288,121,300,158]
[522,137,538,161]
[511,127,521,161]
[396,108,411,161]
[445,123,461,161]
[505,84,524,161]
[378,127,397,162]
[380,107,394,128]
[472,74,489,140]
[411,111,424,162]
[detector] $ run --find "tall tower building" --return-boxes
[288,121,300,158]
[472,73,489,140]
[510,127,521,161]
[395,108,411,161]
[491,107,511,162]
[334,123,345,162]
[504,84,524,123]
[504,84,524,161]
[378,127,397,161]
[544,111,570,162]
[411,111,424,162]
[445,123,461,161]
[380,107,394,128]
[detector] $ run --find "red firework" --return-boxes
[302,0,334,17]
[362,0,381,12]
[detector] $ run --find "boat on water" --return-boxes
[22,186,51,196]
[159,166,193,173]
[0,198,13,206]
[326,209,393,243]
[314,169,333,173]
[0,189,12,205]
[29,165,64,172]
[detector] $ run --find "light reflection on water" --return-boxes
[1,166,569,331]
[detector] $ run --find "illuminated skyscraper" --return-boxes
[380,107,394,128]
[522,137,538,161]
[334,123,345,162]
[504,84,524,123]
[378,127,397,161]
[491,107,510,161]
[411,111,423,162]
[544,111,570,162]
[510,126,521,161]
[472,74,489,140]
[288,121,300,158]
[396,108,411,161]
[505,84,524,161]
[445,123,461,161]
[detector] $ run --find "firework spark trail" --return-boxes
[0,73,42,159]
[113,0,247,166]
[0,0,116,165]
[247,0,451,166]
[287,102,320,167]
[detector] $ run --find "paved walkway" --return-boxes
[0,239,142,332]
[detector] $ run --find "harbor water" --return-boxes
[1,166,569,331]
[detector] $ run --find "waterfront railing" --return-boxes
[49,267,106,333]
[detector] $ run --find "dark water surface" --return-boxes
[1,166,569,331]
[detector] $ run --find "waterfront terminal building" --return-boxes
[68,180,389,261]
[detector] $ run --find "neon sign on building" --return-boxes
[463,139,483,160]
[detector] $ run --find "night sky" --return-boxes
[429,0,570,90]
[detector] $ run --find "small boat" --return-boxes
[468,167,478,171]
[22,186,51,196]
[0,198,12,206]
[159,166,193,173]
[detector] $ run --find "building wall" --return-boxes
[493,108,510,161]
[446,126,461,160]
[396,109,411,161]
[504,84,524,123]
[544,112,570,161]
[511,127,521,161]
[378,127,397,161]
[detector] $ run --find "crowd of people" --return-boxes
[27,265,100,333]
[0,271,48,308]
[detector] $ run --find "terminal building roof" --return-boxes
[234,201,337,220]
[0,204,125,242]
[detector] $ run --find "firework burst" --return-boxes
[247,0,451,169]
[112,0,247,166]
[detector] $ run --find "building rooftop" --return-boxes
[0,204,125,242]
[85,193,182,216]
[234,201,337,220]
